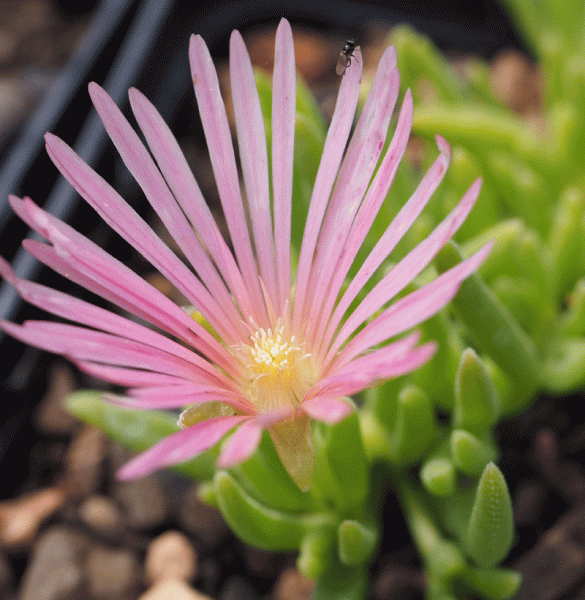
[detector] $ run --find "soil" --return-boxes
[2,3,585,600]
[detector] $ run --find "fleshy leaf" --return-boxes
[213,471,333,551]
[465,462,514,568]
[337,519,378,566]
[450,429,498,476]
[454,348,500,434]
[420,458,457,497]
[459,565,522,600]
[66,390,216,480]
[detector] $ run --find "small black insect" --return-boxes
[336,39,357,76]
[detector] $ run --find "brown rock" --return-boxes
[273,567,315,600]
[139,578,214,600]
[0,487,66,549]
[63,425,107,497]
[78,495,124,536]
[145,530,198,585]
[34,363,79,435]
[490,49,542,115]
[0,551,15,596]
[85,544,140,600]
[113,475,168,531]
[179,483,229,546]
[18,525,89,600]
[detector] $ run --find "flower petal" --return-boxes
[329,242,493,370]
[326,175,481,366]
[116,415,249,480]
[189,33,266,323]
[272,18,296,314]
[230,30,277,305]
[292,47,362,332]
[301,396,354,424]
[216,419,264,468]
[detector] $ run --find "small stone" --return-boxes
[85,544,140,600]
[218,575,259,600]
[18,525,88,600]
[145,530,198,585]
[63,425,107,497]
[0,551,15,596]
[113,475,168,530]
[273,567,315,600]
[34,363,79,435]
[0,487,66,549]
[139,578,213,600]
[179,483,229,546]
[78,495,124,536]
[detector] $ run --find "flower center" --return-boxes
[242,323,316,414]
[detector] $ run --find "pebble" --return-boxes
[139,578,214,600]
[272,567,315,600]
[18,525,88,600]
[218,575,259,600]
[0,551,15,596]
[0,487,66,549]
[78,495,124,536]
[85,544,140,600]
[34,363,79,435]
[179,483,229,546]
[145,530,198,585]
[113,474,168,531]
[63,425,107,497]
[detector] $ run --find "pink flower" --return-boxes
[0,19,490,491]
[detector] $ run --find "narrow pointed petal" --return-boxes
[305,49,400,342]
[128,87,255,320]
[116,415,249,480]
[269,415,314,491]
[217,419,264,468]
[329,243,493,370]
[189,33,266,322]
[327,174,480,363]
[75,362,188,387]
[301,396,354,424]
[272,18,296,314]
[292,47,362,332]
[230,30,277,305]
[15,197,237,375]
[88,83,237,323]
[320,133,450,356]
[313,89,413,356]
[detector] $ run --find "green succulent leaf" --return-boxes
[450,429,498,476]
[337,519,378,566]
[459,565,522,600]
[465,463,515,568]
[66,391,215,481]
[214,471,334,551]
[454,348,500,434]
[420,458,457,497]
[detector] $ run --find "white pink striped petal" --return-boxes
[328,243,493,371]
[76,362,188,387]
[319,133,450,358]
[292,47,362,332]
[301,397,354,424]
[127,87,255,321]
[15,197,237,376]
[230,30,277,306]
[272,18,296,315]
[326,174,480,365]
[216,419,264,468]
[189,34,266,323]
[312,341,437,402]
[304,49,400,342]
[116,415,250,480]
